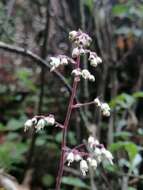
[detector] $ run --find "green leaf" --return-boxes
[114,131,132,140]
[84,0,93,13]
[62,176,89,189]
[124,142,138,162]
[109,141,138,162]
[133,91,143,98]
[112,4,129,17]
[110,93,135,109]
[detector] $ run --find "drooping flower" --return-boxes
[101,103,111,117]
[90,159,98,170]
[35,119,46,132]
[74,154,82,162]
[81,69,95,82]
[66,152,74,166]
[71,68,82,77]
[80,160,88,176]
[24,119,33,132]
[45,115,55,126]
[94,98,101,107]
[101,148,113,165]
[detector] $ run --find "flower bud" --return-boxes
[72,48,80,58]
[24,119,33,131]
[69,31,78,41]
[35,119,46,131]
[90,159,97,170]
[94,98,101,107]
[60,57,68,65]
[74,154,82,162]
[80,160,88,176]
[45,115,55,126]
[66,152,74,166]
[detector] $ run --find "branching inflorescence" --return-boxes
[24,29,113,190]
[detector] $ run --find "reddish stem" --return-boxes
[72,101,95,108]
[55,57,80,190]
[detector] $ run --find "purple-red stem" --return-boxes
[55,57,80,190]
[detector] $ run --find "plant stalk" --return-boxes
[55,57,80,190]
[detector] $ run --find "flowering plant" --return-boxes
[24,29,113,190]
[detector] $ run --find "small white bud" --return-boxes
[24,119,33,131]
[101,103,110,111]
[81,69,91,79]
[101,148,113,164]
[31,117,37,125]
[66,152,74,166]
[89,75,95,82]
[94,98,101,107]
[72,47,80,58]
[80,160,88,176]
[71,69,82,77]
[94,147,102,156]
[74,154,82,162]
[96,56,102,64]
[49,57,61,71]
[45,115,55,126]
[90,159,97,170]
[102,110,110,117]
[88,136,95,145]
[90,59,98,67]
[87,157,92,163]
[60,57,68,65]
[69,31,78,41]
[35,119,45,131]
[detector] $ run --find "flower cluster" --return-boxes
[24,115,55,132]
[89,52,102,68]
[94,98,111,116]
[69,30,92,48]
[49,55,75,72]
[72,69,95,82]
[66,136,113,176]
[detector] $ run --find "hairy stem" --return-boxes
[55,57,80,190]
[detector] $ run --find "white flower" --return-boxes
[89,75,95,82]
[88,52,96,60]
[102,110,110,117]
[60,57,68,65]
[49,57,60,71]
[94,147,102,156]
[31,117,37,125]
[87,157,92,163]
[80,160,88,176]
[24,119,33,131]
[35,119,46,131]
[66,152,74,166]
[69,31,78,41]
[81,69,91,79]
[90,159,97,170]
[72,47,80,58]
[45,115,55,126]
[96,56,102,64]
[94,139,100,145]
[94,98,101,107]
[74,154,82,162]
[101,103,110,117]
[71,69,82,77]
[90,59,98,67]
[88,136,95,145]
[101,103,110,111]
[101,148,113,165]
